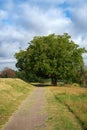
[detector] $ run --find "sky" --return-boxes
[0,0,87,70]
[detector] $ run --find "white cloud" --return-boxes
[0,58,16,63]
[71,5,87,32]
[14,4,71,35]
[0,0,87,70]
[0,10,8,20]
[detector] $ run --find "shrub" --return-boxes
[0,67,16,78]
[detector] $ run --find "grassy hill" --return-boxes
[0,78,34,129]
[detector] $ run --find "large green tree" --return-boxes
[15,33,86,85]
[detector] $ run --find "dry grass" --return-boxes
[45,87,82,130]
[49,86,87,130]
[0,78,34,129]
[50,86,87,95]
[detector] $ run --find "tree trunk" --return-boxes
[51,77,57,86]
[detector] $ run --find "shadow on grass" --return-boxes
[31,83,53,87]
[31,83,65,87]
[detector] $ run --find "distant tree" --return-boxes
[83,66,87,87]
[15,33,87,85]
[0,67,16,78]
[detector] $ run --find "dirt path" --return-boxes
[1,87,83,130]
[2,87,48,130]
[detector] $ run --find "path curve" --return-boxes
[2,87,48,130]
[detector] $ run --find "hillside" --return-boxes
[0,78,34,129]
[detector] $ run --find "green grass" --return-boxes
[0,78,34,129]
[45,86,87,130]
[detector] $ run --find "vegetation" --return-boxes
[0,78,87,130]
[15,33,86,85]
[45,86,87,130]
[0,67,16,78]
[0,78,34,129]
[83,66,87,87]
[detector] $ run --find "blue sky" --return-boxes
[0,0,87,70]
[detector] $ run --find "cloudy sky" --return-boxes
[0,0,87,70]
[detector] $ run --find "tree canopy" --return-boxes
[15,33,87,85]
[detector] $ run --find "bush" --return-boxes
[0,67,16,78]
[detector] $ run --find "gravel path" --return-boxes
[2,87,48,130]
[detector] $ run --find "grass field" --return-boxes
[45,86,87,130]
[0,78,34,129]
[1,79,87,130]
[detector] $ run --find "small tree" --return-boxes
[0,67,16,78]
[15,33,86,85]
